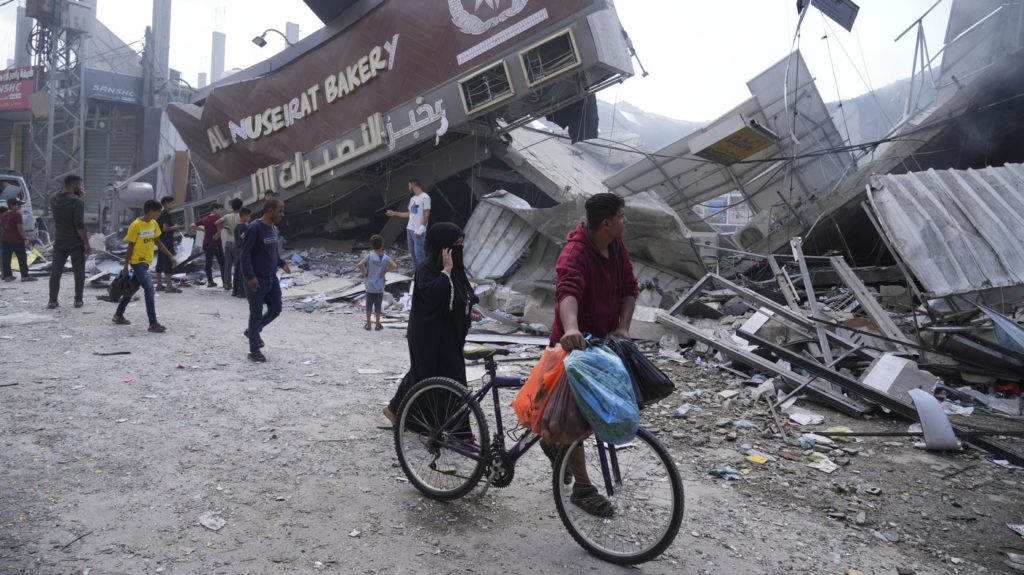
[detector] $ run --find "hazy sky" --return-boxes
[0,0,952,121]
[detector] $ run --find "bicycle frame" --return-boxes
[431,356,623,496]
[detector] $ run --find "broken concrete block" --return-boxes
[738,308,788,345]
[860,354,939,405]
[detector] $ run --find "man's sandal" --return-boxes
[570,484,615,517]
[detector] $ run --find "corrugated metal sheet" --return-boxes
[869,163,1024,297]
[463,194,537,280]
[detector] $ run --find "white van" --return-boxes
[0,170,38,242]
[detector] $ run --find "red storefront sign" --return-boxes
[0,67,36,112]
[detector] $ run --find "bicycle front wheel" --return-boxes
[394,377,490,500]
[551,427,683,565]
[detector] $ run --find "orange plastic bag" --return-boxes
[512,346,567,433]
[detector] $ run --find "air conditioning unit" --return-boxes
[63,1,94,33]
[458,61,514,115]
[734,210,772,251]
[689,231,719,260]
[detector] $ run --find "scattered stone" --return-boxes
[197,511,226,532]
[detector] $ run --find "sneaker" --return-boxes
[2,276,15,282]
[207,281,218,288]
[112,314,131,325]
[223,285,233,291]
[166,287,182,293]
[156,284,166,292]
[47,301,59,309]
[148,322,167,333]
[248,351,267,363]
[232,292,245,298]
[21,277,38,282]
[73,300,83,308]
[243,328,266,348]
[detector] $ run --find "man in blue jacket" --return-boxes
[237,199,291,362]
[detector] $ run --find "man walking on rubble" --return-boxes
[238,198,292,363]
[48,175,89,309]
[547,192,639,517]
[385,178,430,272]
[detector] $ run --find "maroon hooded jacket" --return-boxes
[550,223,640,346]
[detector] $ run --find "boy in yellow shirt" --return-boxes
[113,200,176,332]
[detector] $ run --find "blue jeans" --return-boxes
[407,228,426,272]
[116,262,157,324]
[247,276,282,352]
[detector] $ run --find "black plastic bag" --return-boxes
[107,272,139,302]
[607,336,676,408]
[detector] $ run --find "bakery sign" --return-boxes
[206,34,399,154]
[0,66,36,112]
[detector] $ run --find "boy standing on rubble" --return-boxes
[358,234,397,330]
[113,200,176,333]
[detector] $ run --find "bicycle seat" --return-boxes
[463,345,511,361]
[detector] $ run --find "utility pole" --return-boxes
[26,0,91,223]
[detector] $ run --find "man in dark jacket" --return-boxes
[548,193,639,518]
[48,175,90,309]
[238,199,291,362]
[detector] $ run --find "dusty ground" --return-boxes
[1,276,1023,574]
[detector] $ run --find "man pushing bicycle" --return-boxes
[545,192,639,517]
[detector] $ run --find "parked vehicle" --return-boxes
[0,170,39,243]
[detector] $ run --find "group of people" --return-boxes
[29,171,637,515]
[35,176,289,362]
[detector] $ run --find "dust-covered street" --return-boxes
[1,279,1022,574]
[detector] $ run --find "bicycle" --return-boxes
[392,344,684,565]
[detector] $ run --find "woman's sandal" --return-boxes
[570,484,615,517]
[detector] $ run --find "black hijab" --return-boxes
[420,222,473,314]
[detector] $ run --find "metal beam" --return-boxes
[791,237,835,365]
[657,312,873,417]
[739,327,1024,466]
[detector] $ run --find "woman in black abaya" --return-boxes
[383,222,480,424]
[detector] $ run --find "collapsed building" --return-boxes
[162,0,1023,463]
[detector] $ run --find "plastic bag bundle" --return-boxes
[540,373,591,445]
[564,344,639,445]
[512,347,568,433]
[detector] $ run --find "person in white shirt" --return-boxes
[386,178,431,271]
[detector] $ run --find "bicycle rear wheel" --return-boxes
[551,427,683,565]
[394,377,490,500]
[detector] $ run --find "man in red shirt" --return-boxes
[190,203,225,287]
[552,193,638,349]
[1,198,36,282]
[546,193,638,517]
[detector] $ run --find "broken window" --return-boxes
[459,61,514,114]
[520,30,581,86]
[695,190,752,234]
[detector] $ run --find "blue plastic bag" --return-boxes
[564,344,639,445]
